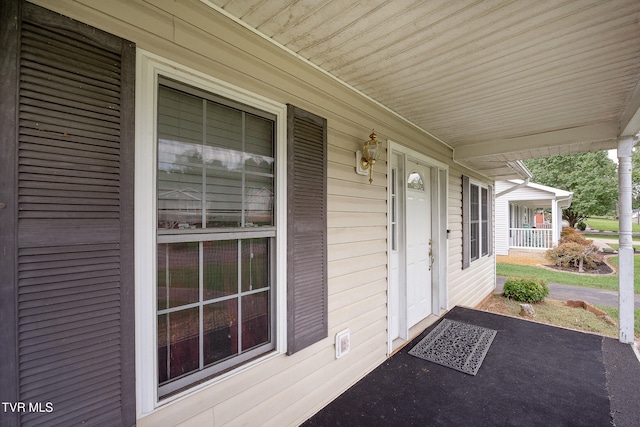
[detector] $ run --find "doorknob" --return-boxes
[0,203,5,210]
[428,239,435,271]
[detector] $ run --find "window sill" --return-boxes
[148,349,283,413]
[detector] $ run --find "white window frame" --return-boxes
[134,50,287,416]
[469,179,490,263]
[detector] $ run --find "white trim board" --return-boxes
[134,49,288,417]
[386,140,449,355]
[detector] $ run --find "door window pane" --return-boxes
[407,171,424,190]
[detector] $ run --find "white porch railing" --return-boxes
[509,227,553,249]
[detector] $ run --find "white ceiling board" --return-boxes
[206,0,640,176]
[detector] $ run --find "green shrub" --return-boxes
[576,221,587,231]
[503,276,549,303]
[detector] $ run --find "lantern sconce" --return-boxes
[356,130,380,184]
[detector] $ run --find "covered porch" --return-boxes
[495,180,573,255]
[206,0,640,345]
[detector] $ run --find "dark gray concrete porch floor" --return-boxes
[303,307,640,427]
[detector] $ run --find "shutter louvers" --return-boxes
[2,2,136,426]
[286,105,328,355]
[462,175,470,269]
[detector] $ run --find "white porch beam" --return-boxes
[455,122,619,161]
[619,78,640,137]
[617,136,638,344]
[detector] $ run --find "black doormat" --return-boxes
[408,318,496,375]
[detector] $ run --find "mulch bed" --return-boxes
[546,262,613,275]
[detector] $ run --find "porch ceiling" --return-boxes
[205,0,640,178]
[510,199,555,210]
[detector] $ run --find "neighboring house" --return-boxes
[0,2,637,427]
[495,180,573,256]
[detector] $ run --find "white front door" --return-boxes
[405,160,432,327]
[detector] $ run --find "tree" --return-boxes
[524,151,618,227]
[632,148,640,210]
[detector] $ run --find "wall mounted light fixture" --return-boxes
[355,130,380,184]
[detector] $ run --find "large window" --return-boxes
[481,187,489,256]
[156,79,276,397]
[462,176,492,268]
[136,55,327,412]
[469,183,480,261]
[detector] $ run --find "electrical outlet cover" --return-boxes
[335,329,350,359]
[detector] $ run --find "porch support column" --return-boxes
[551,200,559,247]
[617,136,636,343]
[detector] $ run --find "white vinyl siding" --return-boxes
[463,177,491,267]
[30,1,495,425]
[494,181,511,255]
[448,171,496,309]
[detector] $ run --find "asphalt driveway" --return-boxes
[496,276,640,309]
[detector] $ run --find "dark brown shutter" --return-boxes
[286,105,328,355]
[462,175,470,269]
[0,2,21,426]
[0,2,135,426]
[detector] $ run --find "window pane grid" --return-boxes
[158,85,274,231]
[157,240,272,387]
[481,187,488,256]
[157,81,275,397]
[470,184,480,261]
[157,287,271,316]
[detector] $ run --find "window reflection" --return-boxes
[156,81,276,395]
[407,171,424,190]
[157,85,274,230]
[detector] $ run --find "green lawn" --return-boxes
[585,217,640,233]
[583,233,640,243]
[496,255,640,294]
[594,305,640,338]
[606,243,640,250]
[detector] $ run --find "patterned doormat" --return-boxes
[408,319,497,376]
